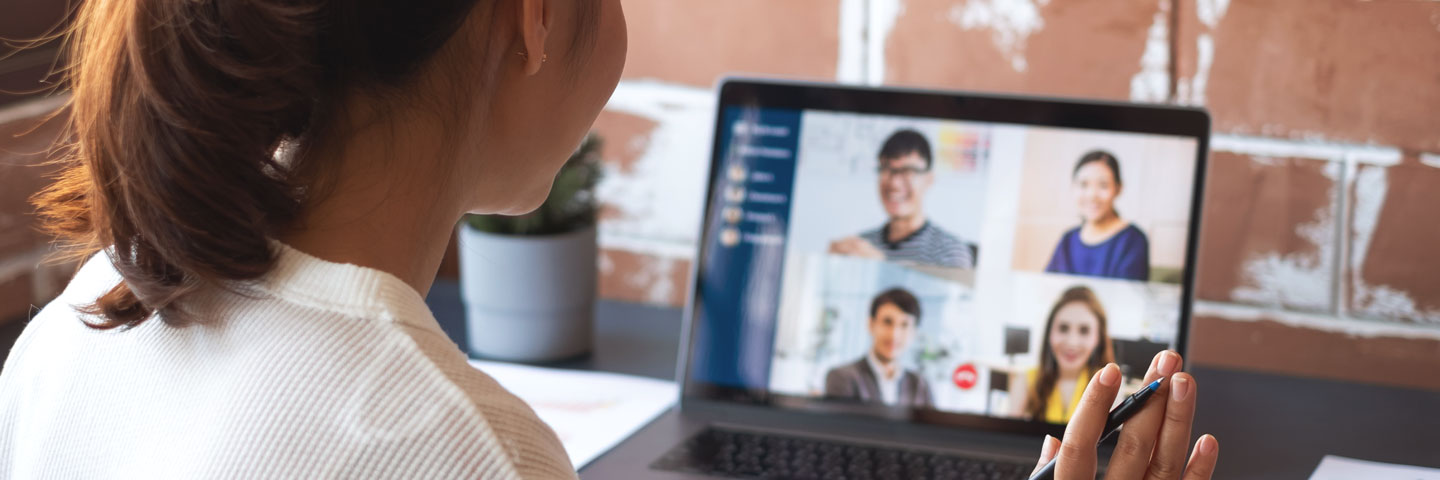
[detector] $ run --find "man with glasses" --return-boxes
[828,129,978,268]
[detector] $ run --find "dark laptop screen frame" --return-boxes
[678,77,1211,439]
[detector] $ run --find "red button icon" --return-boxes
[953,363,978,390]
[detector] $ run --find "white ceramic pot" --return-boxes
[457,224,596,362]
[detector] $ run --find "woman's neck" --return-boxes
[1080,211,1124,242]
[869,349,899,379]
[278,110,467,298]
[1057,365,1084,382]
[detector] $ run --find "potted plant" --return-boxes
[457,134,604,362]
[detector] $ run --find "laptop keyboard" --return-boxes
[651,428,1034,479]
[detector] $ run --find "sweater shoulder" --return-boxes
[0,253,575,479]
[394,323,577,478]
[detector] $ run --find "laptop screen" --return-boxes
[684,80,1208,434]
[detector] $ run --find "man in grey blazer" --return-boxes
[824,288,933,408]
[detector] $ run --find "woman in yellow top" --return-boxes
[1011,285,1116,423]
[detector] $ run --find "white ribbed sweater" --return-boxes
[0,243,577,479]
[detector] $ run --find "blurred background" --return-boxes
[2,0,1437,393]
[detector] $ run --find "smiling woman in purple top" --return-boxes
[1044,150,1150,281]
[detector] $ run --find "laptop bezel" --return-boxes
[675,77,1211,440]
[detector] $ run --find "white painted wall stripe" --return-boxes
[1195,300,1440,339]
[1129,2,1171,103]
[0,247,50,284]
[1420,153,1440,169]
[837,0,869,84]
[866,0,902,85]
[1211,134,1403,165]
[0,94,67,126]
[598,232,697,260]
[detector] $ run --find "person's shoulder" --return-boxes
[1043,226,1079,253]
[337,317,549,429]
[829,357,865,377]
[396,327,576,475]
[1118,223,1149,244]
[903,368,927,385]
[5,251,123,365]
[252,314,573,476]
[925,222,958,240]
[272,319,573,477]
[35,250,123,319]
[923,222,975,248]
[826,358,869,393]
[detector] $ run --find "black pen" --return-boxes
[1028,377,1166,480]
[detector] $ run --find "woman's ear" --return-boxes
[518,0,552,76]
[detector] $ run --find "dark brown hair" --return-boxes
[31,0,534,329]
[869,287,922,327]
[877,129,933,170]
[1024,285,1115,422]
[1073,149,1122,187]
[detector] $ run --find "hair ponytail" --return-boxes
[35,0,490,329]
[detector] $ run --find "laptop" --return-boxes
[584,78,1210,479]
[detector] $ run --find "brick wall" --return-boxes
[3,0,1437,389]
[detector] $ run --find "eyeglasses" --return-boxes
[877,165,930,179]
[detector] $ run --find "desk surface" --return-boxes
[427,281,1440,479]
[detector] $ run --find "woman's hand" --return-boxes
[1030,351,1220,480]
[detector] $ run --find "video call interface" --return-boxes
[689,106,1201,426]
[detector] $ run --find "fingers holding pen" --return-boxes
[1031,435,1061,477]
[1055,362,1122,479]
[1104,351,1181,480]
[1034,351,1218,480]
[1181,434,1220,480]
[1143,372,1199,480]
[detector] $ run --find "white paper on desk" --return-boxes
[1310,455,1440,480]
[468,360,679,469]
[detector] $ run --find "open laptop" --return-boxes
[585,78,1210,479]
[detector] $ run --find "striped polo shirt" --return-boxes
[859,221,977,268]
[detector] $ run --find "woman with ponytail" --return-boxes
[1044,150,1151,281]
[0,0,625,477]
